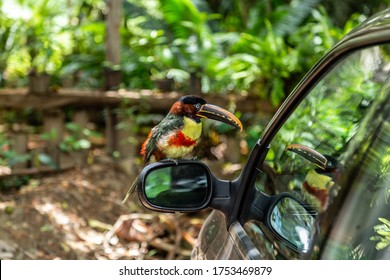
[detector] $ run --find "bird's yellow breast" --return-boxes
[182,116,202,140]
[157,116,202,159]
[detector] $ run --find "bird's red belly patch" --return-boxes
[168,131,197,147]
[303,181,329,208]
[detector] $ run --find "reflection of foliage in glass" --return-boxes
[263,45,390,259]
[371,218,390,250]
[367,128,390,206]
[321,79,390,259]
[145,167,171,199]
[268,48,383,177]
[145,164,208,207]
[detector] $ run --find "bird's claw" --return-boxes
[190,156,199,160]
[166,158,179,165]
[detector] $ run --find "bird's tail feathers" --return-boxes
[122,175,140,204]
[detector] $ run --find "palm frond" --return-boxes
[160,0,206,38]
[272,0,321,36]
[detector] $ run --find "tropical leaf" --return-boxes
[160,0,206,38]
[271,0,322,36]
[370,218,390,251]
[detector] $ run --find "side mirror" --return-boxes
[267,194,317,253]
[138,160,213,212]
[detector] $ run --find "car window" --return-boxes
[245,44,390,259]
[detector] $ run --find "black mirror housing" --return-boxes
[138,160,214,212]
[137,161,318,253]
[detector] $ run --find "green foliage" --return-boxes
[0,9,20,86]
[160,0,208,39]
[0,175,30,191]
[0,131,33,192]
[271,0,322,37]
[370,218,390,250]
[266,47,383,161]
[121,1,165,88]
[59,122,101,152]
[0,132,30,168]
[40,128,58,142]
[0,0,384,104]
[59,1,106,88]
[260,45,390,259]
[159,0,221,93]
[14,0,67,76]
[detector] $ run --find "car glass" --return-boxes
[245,44,390,259]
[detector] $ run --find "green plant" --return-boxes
[60,20,106,88]
[121,5,161,89]
[150,44,174,77]
[59,122,102,153]
[149,44,190,84]
[0,130,31,169]
[371,218,390,250]
[0,132,32,184]
[159,0,221,91]
[39,0,106,88]
[287,7,356,73]
[24,0,65,75]
[213,0,320,35]
[0,10,20,87]
[1,0,69,87]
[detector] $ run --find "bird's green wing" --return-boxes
[143,114,184,163]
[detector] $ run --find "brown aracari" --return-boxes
[122,95,243,203]
[286,144,340,212]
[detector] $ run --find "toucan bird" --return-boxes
[140,95,243,165]
[286,144,340,213]
[122,95,243,203]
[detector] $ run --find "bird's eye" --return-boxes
[195,103,201,109]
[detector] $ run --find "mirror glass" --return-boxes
[144,164,209,208]
[270,197,316,253]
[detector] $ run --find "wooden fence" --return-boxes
[0,88,273,177]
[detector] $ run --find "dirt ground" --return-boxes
[0,154,210,260]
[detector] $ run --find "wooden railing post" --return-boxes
[42,109,64,168]
[104,107,116,155]
[71,110,89,167]
[115,116,138,176]
[10,124,29,170]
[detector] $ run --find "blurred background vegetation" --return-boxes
[0,0,389,194]
[1,0,389,169]
[0,0,388,96]
[0,0,389,199]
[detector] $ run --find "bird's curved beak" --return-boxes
[196,104,243,132]
[286,144,327,170]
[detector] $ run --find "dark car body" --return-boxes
[137,9,390,260]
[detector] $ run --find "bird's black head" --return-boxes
[169,95,206,122]
[170,95,243,130]
[179,95,207,108]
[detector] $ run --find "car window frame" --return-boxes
[233,12,390,247]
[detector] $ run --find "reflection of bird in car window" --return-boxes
[286,144,341,213]
[302,170,334,212]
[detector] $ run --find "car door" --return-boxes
[242,43,390,259]
[135,10,390,260]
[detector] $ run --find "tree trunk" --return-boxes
[104,0,123,90]
[189,72,202,94]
